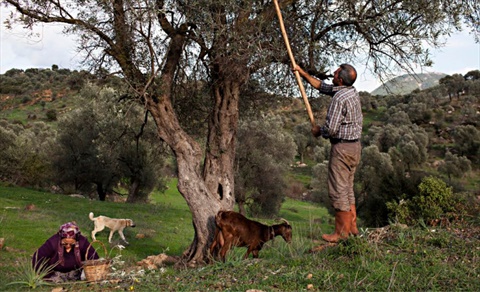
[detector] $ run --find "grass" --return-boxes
[0,183,479,291]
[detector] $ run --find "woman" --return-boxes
[32,222,98,282]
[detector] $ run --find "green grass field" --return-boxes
[1,183,478,291]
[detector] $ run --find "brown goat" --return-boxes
[209,210,292,261]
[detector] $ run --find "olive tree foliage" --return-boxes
[310,162,330,212]
[364,123,429,169]
[387,110,411,126]
[464,70,480,81]
[439,74,466,100]
[451,125,480,164]
[0,120,55,187]
[359,123,429,225]
[438,151,472,182]
[360,91,376,110]
[235,115,297,218]
[3,0,477,262]
[313,143,331,163]
[52,84,168,202]
[293,122,324,163]
[356,145,396,226]
[406,102,432,124]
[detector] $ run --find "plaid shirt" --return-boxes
[319,83,363,140]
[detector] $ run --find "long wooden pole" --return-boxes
[273,0,315,127]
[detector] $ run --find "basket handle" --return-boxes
[85,240,108,260]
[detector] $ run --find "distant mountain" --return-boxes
[371,72,447,95]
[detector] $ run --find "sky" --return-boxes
[1,8,479,93]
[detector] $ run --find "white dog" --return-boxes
[89,212,136,244]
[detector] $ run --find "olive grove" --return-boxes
[3,0,478,263]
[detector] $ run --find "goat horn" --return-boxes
[278,218,290,225]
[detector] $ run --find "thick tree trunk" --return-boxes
[96,183,106,201]
[146,79,239,262]
[126,179,140,203]
[126,178,149,203]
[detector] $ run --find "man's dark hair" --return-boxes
[339,64,357,86]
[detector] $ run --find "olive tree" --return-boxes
[4,0,477,263]
[439,74,466,100]
[356,145,396,226]
[451,125,480,163]
[235,115,297,217]
[293,122,323,163]
[438,151,472,182]
[365,122,429,171]
[0,121,54,187]
[53,84,167,202]
[310,162,330,212]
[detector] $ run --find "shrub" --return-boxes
[21,96,32,104]
[45,109,57,121]
[387,176,463,226]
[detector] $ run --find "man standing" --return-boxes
[293,64,362,242]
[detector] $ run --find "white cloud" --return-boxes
[1,8,82,73]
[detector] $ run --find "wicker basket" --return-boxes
[83,240,111,282]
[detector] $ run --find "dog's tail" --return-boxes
[89,212,95,221]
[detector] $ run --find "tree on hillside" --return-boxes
[406,102,432,125]
[364,122,428,173]
[293,122,323,163]
[356,145,395,226]
[387,110,411,126]
[53,85,167,202]
[53,97,116,200]
[451,125,480,163]
[235,115,296,217]
[0,121,54,187]
[438,151,472,182]
[439,74,466,101]
[310,162,330,212]
[4,0,478,263]
[464,70,480,81]
[463,71,480,95]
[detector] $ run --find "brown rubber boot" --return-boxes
[350,204,359,236]
[322,211,352,243]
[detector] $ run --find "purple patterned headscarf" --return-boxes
[58,222,80,239]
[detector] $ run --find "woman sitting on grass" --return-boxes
[32,222,98,282]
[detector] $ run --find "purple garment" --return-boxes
[32,233,99,277]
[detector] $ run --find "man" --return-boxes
[293,64,362,242]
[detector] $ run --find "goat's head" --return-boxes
[276,218,292,243]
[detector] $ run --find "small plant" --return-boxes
[335,236,373,257]
[7,257,57,289]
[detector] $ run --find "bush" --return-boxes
[21,96,32,104]
[387,176,463,226]
[45,109,57,121]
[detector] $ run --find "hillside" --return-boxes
[371,72,447,95]
[1,67,479,225]
[0,67,479,290]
